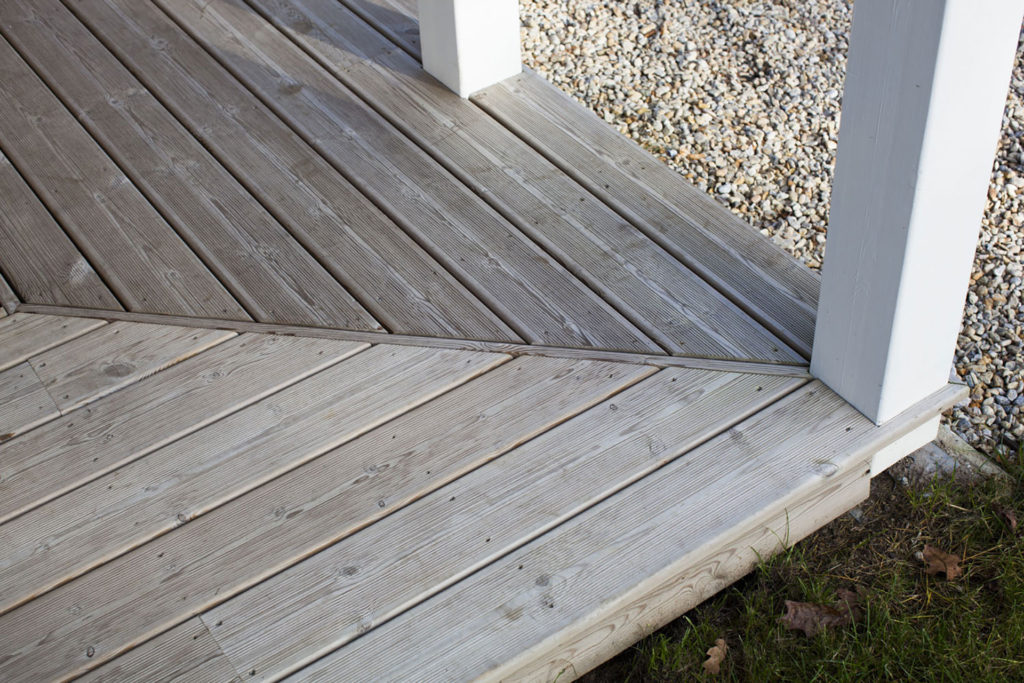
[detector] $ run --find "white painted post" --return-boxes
[417,0,522,97]
[812,0,1024,425]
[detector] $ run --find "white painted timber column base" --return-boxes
[811,0,1024,424]
[418,0,522,98]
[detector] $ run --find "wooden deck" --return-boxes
[0,0,964,680]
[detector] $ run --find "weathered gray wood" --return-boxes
[291,381,963,681]
[0,333,366,525]
[17,304,811,378]
[202,370,800,678]
[139,0,656,353]
[247,0,800,363]
[0,150,118,311]
[0,356,646,681]
[477,72,820,358]
[0,363,59,443]
[0,344,504,614]
[61,0,516,342]
[28,321,234,414]
[78,619,240,683]
[0,35,244,319]
[0,313,105,372]
[0,0,381,332]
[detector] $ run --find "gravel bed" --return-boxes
[521,0,1024,452]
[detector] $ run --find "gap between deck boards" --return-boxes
[13,304,811,378]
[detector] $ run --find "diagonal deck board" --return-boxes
[0,149,120,311]
[0,354,647,680]
[247,0,800,363]
[0,313,106,372]
[0,334,364,526]
[0,36,244,319]
[0,344,503,615]
[201,369,800,679]
[78,619,239,683]
[128,0,657,352]
[28,321,235,414]
[287,382,909,681]
[347,0,819,357]
[0,363,59,443]
[0,0,383,332]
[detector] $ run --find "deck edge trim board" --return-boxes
[15,305,812,377]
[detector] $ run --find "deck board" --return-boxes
[0,344,501,615]
[248,0,800,363]
[27,321,234,414]
[58,0,520,342]
[0,35,244,319]
[0,313,106,372]
[0,334,361,526]
[145,0,658,353]
[0,149,120,311]
[0,363,59,443]
[201,369,799,679]
[0,0,385,332]
[0,352,646,680]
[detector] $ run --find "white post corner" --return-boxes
[812,0,1024,424]
[417,0,522,98]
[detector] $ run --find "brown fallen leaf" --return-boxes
[994,505,1018,533]
[702,638,728,675]
[921,544,962,580]
[780,588,863,638]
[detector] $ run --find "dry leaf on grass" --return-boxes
[994,505,1018,533]
[779,587,864,637]
[920,544,962,580]
[702,638,728,675]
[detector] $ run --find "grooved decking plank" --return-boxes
[78,619,240,683]
[288,382,884,681]
[0,313,106,372]
[202,370,798,679]
[138,0,656,353]
[0,150,119,311]
[0,363,59,443]
[0,35,243,319]
[345,0,820,357]
[28,321,235,414]
[0,344,504,615]
[0,0,383,332]
[62,0,516,342]
[250,0,800,363]
[0,355,646,681]
[477,72,820,358]
[0,333,365,526]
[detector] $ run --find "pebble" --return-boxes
[521,0,1024,452]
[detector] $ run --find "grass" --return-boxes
[583,447,1024,682]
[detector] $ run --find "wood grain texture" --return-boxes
[28,321,234,414]
[0,269,15,314]
[0,333,366,525]
[16,304,811,377]
[0,150,118,311]
[0,345,504,615]
[78,619,240,683]
[64,0,514,342]
[0,35,244,319]
[0,356,643,681]
[149,0,656,353]
[476,72,820,358]
[0,0,383,331]
[251,0,800,363]
[0,313,105,372]
[289,380,953,681]
[0,363,59,443]
[203,370,799,679]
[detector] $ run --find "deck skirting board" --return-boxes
[15,304,812,377]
